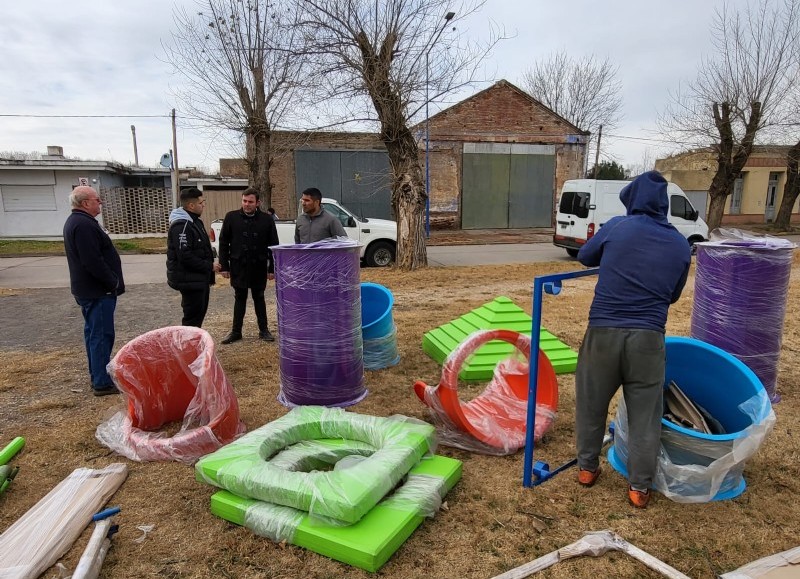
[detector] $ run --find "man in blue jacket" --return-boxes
[575,171,690,508]
[64,186,125,396]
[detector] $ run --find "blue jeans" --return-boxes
[76,295,117,390]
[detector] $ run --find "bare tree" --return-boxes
[164,0,307,207]
[295,0,501,270]
[520,51,623,164]
[658,0,800,230]
[625,148,656,178]
[774,140,800,229]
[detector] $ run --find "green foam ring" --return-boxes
[196,406,436,524]
[210,454,462,572]
[0,437,25,467]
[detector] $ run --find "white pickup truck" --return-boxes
[210,197,397,267]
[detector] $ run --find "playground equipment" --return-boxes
[524,268,599,486]
[196,407,460,572]
[95,326,245,464]
[414,329,558,454]
[195,406,436,524]
[360,282,400,370]
[422,296,578,379]
[272,240,367,407]
[691,229,796,403]
[609,337,775,502]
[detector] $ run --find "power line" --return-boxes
[0,114,169,119]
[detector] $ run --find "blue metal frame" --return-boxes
[523,267,599,487]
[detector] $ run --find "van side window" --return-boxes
[559,191,590,218]
[670,195,694,220]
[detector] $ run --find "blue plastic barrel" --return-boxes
[360,283,400,369]
[361,283,394,339]
[608,336,773,502]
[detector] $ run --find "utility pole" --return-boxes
[593,124,603,177]
[171,109,180,206]
[130,125,139,166]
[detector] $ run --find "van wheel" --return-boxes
[566,248,579,258]
[365,241,395,267]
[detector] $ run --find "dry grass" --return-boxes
[1,257,800,578]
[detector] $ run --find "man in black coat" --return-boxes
[167,188,220,327]
[219,188,280,343]
[63,186,125,396]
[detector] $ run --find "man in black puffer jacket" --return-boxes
[218,188,280,343]
[166,188,220,327]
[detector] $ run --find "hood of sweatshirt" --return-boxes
[619,170,669,224]
[169,207,192,225]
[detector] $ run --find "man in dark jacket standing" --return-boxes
[167,188,220,327]
[574,171,690,509]
[64,186,125,396]
[219,188,280,343]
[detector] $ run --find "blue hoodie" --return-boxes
[577,171,691,332]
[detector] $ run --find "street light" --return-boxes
[425,11,456,238]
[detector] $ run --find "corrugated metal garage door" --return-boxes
[462,143,555,229]
[295,150,392,220]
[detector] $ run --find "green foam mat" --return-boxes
[422,296,578,380]
[196,406,435,524]
[211,454,462,572]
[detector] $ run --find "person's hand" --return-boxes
[268,273,275,281]
[221,271,230,279]
[213,263,221,273]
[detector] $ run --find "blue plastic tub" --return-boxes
[361,283,395,340]
[608,336,773,502]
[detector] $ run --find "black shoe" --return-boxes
[221,332,242,344]
[259,330,275,342]
[93,386,120,397]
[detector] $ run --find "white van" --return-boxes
[553,179,708,257]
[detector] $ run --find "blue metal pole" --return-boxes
[523,278,544,487]
[425,51,430,238]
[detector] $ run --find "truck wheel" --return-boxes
[365,241,395,267]
[566,248,579,258]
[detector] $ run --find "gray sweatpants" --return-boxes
[575,326,665,489]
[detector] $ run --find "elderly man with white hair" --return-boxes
[63,186,125,396]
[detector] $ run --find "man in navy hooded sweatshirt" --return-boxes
[574,170,690,508]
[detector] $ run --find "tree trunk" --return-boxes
[773,140,800,231]
[245,125,272,210]
[385,134,428,270]
[705,101,762,231]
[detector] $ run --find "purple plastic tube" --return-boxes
[272,239,367,407]
[690,229,795,403]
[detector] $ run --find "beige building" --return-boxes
[655,146,800,225]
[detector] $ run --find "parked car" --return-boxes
[553,179,708,258]
[209,198,397,267]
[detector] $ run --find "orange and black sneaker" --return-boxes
[628,487,651,508]
[577,467,601,487]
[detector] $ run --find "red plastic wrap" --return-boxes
[96,326,245,463]
[414,329,558,455]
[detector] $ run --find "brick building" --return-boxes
[218,79,588,230]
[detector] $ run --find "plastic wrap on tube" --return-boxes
[363,324,401,370]
[195,406,437,524]
[614,391,775,503]
[418,329,558,456]
[95,326,245,464]
[691,228,796,403]
[720,544,800,578]
[272,239,367,407]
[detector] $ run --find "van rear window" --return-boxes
[559,191,590,218]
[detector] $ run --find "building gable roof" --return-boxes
[426,79,589,137]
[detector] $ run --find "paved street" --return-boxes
[0,243,571,289]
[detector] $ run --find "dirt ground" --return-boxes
[1,254,799,578]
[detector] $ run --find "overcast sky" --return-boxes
[0,0,725,172]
